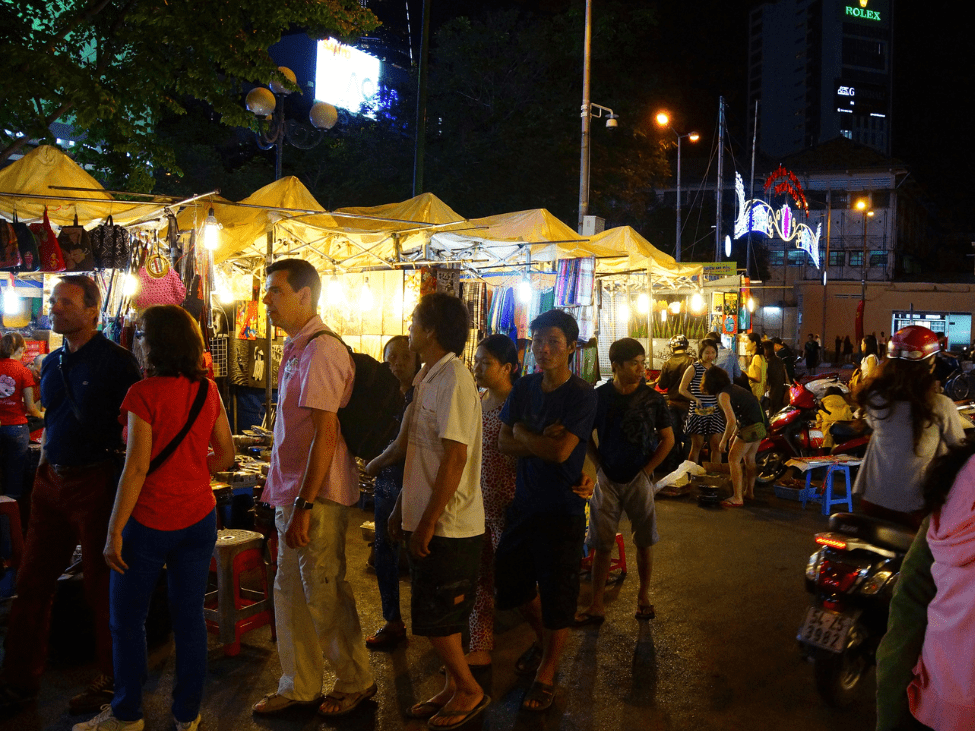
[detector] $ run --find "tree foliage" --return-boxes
[0,0,378,190]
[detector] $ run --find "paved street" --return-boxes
[1,484,878,731]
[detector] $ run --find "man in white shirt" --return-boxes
[386,292,489,728]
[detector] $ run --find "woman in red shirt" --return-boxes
[78,306,234,731]
[0,333,43,500]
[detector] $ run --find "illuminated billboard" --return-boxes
[315,38,381,115]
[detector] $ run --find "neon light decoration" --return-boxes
[734,172,822,268]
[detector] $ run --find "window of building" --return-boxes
[849,250,864,267]
[768,250,784,267]
[787,250,806,267]
[870,250,887,267]
[828,251,844,266]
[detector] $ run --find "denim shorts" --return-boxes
[406,533,483,637]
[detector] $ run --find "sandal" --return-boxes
[252,692,320,715]
[406,701,445,720]
[365,624,407,649]
[514,642,543,675]
[521,681,556,712]
[317,683,378,718]
[635,604,655,620]
[428,695,490,730]
[573,612,605,627]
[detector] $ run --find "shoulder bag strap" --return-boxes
[147,379,209,475]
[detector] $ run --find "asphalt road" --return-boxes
[1,484,879,731]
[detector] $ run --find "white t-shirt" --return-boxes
[402,352,484,538]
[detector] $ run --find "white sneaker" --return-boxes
[175,714,201,731]
[71,705,145,731]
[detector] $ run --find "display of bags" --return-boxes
[89,215,130,269]
[12,218,40,271]
[57,214,95,271]
[30,208,66,272]
[0,221,23,270]
[131,253,186,310]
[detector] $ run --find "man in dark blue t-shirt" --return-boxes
[497,309,597,712]
[575,338,673,627]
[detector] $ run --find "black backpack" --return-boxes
[314,330,405,460]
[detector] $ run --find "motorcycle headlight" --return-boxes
[806,548,825,581]
[860,570,892,595]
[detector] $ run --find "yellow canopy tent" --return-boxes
[0,145,162,226]
[588,226,703,284]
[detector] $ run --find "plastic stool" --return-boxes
[204,529,275,656]
[0,495,25,570]
[580,533,628,580]
[799,464,855,516]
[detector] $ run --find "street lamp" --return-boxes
[656,111,699,263]
[855,197,874,303]
[245,66,338,180]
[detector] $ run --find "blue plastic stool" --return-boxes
[799,463,856,515]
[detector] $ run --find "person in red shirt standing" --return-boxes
[73,305,235,731]
[0,333,43,502]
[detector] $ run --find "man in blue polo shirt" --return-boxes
[0,276,140,717]
[497,309,597,713]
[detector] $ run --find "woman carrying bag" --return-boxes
[74,305,234,731]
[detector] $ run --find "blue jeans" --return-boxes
[373,468,402,623]
[0,424,29,499]
[110,510,217,723]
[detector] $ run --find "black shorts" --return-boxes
[494,510,586,631]
[406,533,483,637]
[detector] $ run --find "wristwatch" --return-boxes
[293,496,315,510]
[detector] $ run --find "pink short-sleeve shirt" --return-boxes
[262,315,358,507]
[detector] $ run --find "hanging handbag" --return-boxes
[131,251,186,311]
[30,208,66,272]
[0,221,23,270]
[89,215,131,269]
[11,213,40,272]
[57,213,95,271]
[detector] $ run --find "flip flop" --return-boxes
[317,683,378,718]
[721,500,744,508]
[514,642,543,675]
[406,701,445,720]
[521,681,557,712]
[428,695,491,730]
[572,612,606,628]
[635,604,655,620]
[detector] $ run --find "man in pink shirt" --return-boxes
[252,259,375,718]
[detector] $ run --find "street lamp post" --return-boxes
[245,66,338,181]
[855,197,874,302]
[655,112,698,262]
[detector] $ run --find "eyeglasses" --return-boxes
[134,330,145,340]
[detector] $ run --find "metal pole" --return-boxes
[274,100,284,181]
[264,230,274,427]
[578,0,592,233]
[412,0,431,196]
[676,134,682,262]
[860,210,868,307]
[821,189,832,351]
[747,99,758,278]
[715,96,725,261]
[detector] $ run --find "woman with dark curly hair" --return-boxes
[853,326,967,530]
[78,305,235,731]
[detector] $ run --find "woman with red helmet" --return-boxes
[853,326,968,529]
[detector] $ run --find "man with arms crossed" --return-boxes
[252,259,375,718]
[575,337,674,626]
[496,309,597,712]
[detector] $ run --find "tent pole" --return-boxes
[265,230,274,430]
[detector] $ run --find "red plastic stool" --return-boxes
[580,533,627,578]
[204,529,275,656]
[0,495,25,571]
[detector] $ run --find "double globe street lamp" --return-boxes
[245,66,339,181]
[655,112,698,263]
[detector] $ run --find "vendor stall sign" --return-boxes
[733,172,822,268]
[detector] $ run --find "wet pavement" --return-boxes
[1,484,878,731]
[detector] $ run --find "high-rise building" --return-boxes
[747,0,892,159]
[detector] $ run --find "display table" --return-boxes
[785,455,862,516]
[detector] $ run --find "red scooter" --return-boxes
[755,379,869,484]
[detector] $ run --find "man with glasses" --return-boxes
[496,309,597,713]
[574,338,673,627]
[0,276,141,716]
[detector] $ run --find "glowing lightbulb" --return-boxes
[724,234,732,258]
[327,273,343,307]
[636,293,650,314]
[359,277,374,311]
[747,296,757,313]
[690,292,705,313]
[518,277,532,303]
[618,303,631,322]
[218,284,234,304]
[204,207,221,251]
[669,301,681,315]
[403,287,418,315]
[660,308,667,323]
[123,273,139,297]
[3,288,21,315]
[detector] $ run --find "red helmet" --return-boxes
[886,326,940,361]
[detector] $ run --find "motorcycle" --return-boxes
[755,377,868,484]
[799,512,915,707]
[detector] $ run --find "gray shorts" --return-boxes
[586,469,659,551]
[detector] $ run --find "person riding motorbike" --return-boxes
[853,326,967,529]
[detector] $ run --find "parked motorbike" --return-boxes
[755,377,868,484]
[799,512,915,707]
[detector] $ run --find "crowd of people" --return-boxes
[0,263,969,730]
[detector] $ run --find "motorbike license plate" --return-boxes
[799,607,853,653]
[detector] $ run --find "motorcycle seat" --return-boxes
[827,512,915,554]
[828,421,871,441]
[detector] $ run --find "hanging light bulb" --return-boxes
[724,234,732,258]
[517,276,532,303]
[690,291,705,313]
[747,296,757,313]
[669,301,681,315]
[359,277,374,311]
[204,207,221,251]
[660,308,668,323]
[636,293,650,315]
[123,273,139,297]
[327,272,343,307]
[618,302,631,323]
[3,287,21,316]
